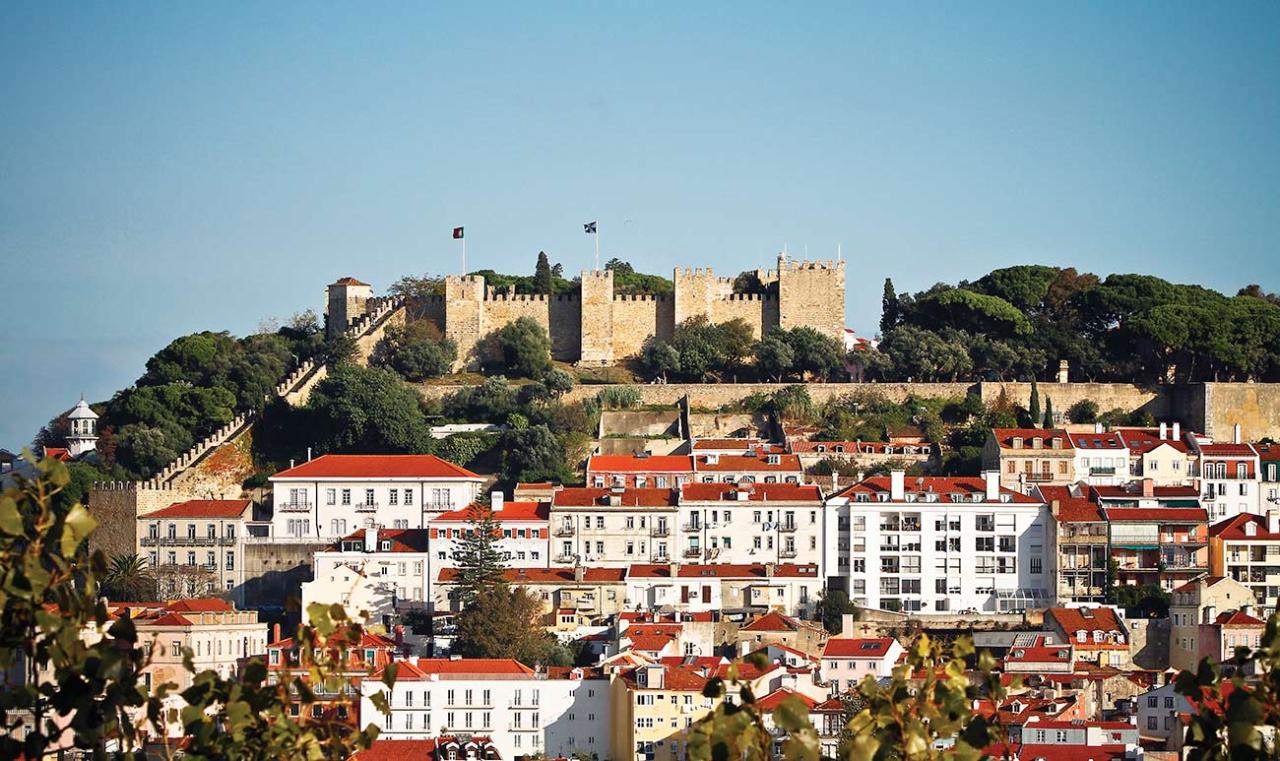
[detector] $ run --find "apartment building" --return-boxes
[434,566,629,619]
[1037,485,1108,605]
[268,454,485,542]
[267,627,401,728]
[549,487,680,566]
[1117,424,1195,486]
[676,482,824,570]
[1066,430,1129,486]
[611,662,721,761]
[358,658,612,761]
[1094,482,1209,592]
[819,637,904,693]
[624,563,823,618]
[787,439,933,473]
[1043,607,1131,667]
[137,499,252,604]
[1169,575,1256,672]
[303,527,431,627]
[586,454,694,489]
[1192,435,1261,520]
[1258,443,1280,506]
[825,472,1051,613]
[429,493,551,572]
[1209,512,1280,615]
[983,428,1075,491]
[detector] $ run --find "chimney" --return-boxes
[394,624,405,649]
[574,564,585,582]
[1234,424,1243,445]
[1173,422,1181,440]
[765,562,776,577]
[1094,422,1103,434]
[1050,499,1061,519]
[1159,423,1167,440]
[273,622,282,644]
[490,490,504,513]
[984,471,1000,501]
[289,458,295,469]
[307,447,313,462]
[669,562,678,578]
[365,525,378,553]
[890,471,905,501]
[841,613,855,638]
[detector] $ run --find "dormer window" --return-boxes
[834,445,844,453]
[1031,437,1043,449]
[1012,437,1023,449]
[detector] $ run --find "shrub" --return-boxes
[1067,399,1099,423]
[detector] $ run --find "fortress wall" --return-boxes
[710,294,777,338]
[548,294,583,361]
[673,268,733,326]
[580,271,616,365]
[1199,383,1280,441]
[611,295,673,359]
[778,259,846,341]
[480,293,554,363]
[978,382,1170,423]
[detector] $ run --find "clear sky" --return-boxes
[2,2,1278,450]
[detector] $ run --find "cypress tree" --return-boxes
[1043,396,1054,428]
[1029,379,1041,428]
[453,501,508,606]
[534,251,554,294]
[880,278,899,336]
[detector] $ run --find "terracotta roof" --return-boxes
[586,455,694,473]
[1118,429,1191,454]
[822,637,897,658]
[144,499,252,520]
[679,483,822,502]
[551,487,679,508]
[1066,432,1126,450]
[1038,485,1105,523]
[42,447,72,462]
[754,688,818,711]
[165,599,235,613]
[1216,610,1266,626]
[788,440,930,454]
[836,476,1040,504]
[1045,607,1127,649]
[1100,507,1208,522]
[1256,443,1280,463]
[740,611,802,632]
[627,634,677,652]
[991,428,1073,450]
[147,612,195,627]
[1008,744,1131,761]
[379,658,535,679]
[437,566,627,584]
[353,739,439,761]
[695,453,803,472]
[272,629,398,651]
[1198,443,1258,457]
[1210,513,1280,541]
[430,501,548,522]
[1005,645,1073,664]
[622,664,709,691]
[331,277,370,286]
[272,454,481,480]
[328,528,431,553]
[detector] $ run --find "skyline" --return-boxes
[3,2,1279,448]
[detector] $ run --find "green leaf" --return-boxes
[60,503,97,557]
[307,603,336,638]
[0,498,22,535]
[772,695,812,732]
[381,662,398,689]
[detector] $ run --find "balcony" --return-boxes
[1089,467,1117,476]
[554,526,575,538]
[218,536,237,546]
[778,523,797,533]
[554,553,576,564]
[276,502,312,513]
[682,522,703,532]
[650,526,670,538]
[779,547,798,559]
[353,503,378,513]
[683,547,702,558]
[1024,473,1056,483]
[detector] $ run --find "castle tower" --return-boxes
[578,269,615,366]
[326,277,374,339]
[776,256,846,341]
[444,274,487,370]
[66,397,98,458]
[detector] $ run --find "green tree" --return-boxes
[783,327,845,381]
[1068,399,1100,424]
[443,376,518,423]
[436,433,493,468]
[452,504,508,606]
[1029,380,1041,428]
[372,321,457,381]
[494,317,553,378]
[306,365,434,454]
[1043,396,1054,428]
[880,277,899,336]
[541,368,576,398]
[754,336,795,382]
[453,584,562,665]
[534,251,554,294]
[101,553,156,602]
[500,424,570,484]
[815,589,860,634]
[640,340,682,382]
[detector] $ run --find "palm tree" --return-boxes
[101,554,155,602]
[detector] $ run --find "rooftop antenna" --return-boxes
[837,242,843,261]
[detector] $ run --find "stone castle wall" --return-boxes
[1198,383,1280,441]
[430,256,844,370]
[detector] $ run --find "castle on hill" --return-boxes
[326,254,845,369]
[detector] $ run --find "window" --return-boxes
[364,488,375,505]
[326,489,336,505]
[975,537,994,552]
[1030,557,1043,574]
[405,489,414,505]
[389,490,398,505]
[341,489,351,505]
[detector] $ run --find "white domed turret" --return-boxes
[66,397,98,458]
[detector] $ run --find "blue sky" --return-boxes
[2,2,1278,449]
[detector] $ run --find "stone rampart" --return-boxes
[1199,383,1280,441]
[979,381,1170,422]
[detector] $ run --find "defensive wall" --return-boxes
[415,256,844,370]
[417,381,1280,441]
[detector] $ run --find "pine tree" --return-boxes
[1043,396,1054,428]
[534,251,554,294]
[879,278,899,336]
[452,501,507,606]
[1029,379,1041,428]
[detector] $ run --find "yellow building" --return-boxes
[612,663,721,761]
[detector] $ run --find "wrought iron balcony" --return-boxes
[276,502,313,513]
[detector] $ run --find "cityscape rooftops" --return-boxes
[144,499,252,519]
[991,428,1073,450]
[822,637,897,658]
[551,487,679,508]
[271,454,482,480]
[586,454,694,473]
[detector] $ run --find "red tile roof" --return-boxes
[1066,432,1126,450]
[430,501,548,522]
[331,277,370,286]
[1256,443,1280,463]
[551,487,679,508]
[679,483,822,502]
[621,664,709,691]
[165,599,235,613]
[144,499,252,520]
[437,567,628,584]
[1118,429,1191,454]
[837,476,1040,504]
[1210,513,1280,540]
[42,447,72,462]
[353,739,439,761]
[1100,507,1208,522]
[1008,744,1131,761]
[627,634,677,652]
[696,454,803,472]
[991,429,1073,450]
[822,637,897,659]
[272,454,480,480]
[788,440,930,454]
[379,658,535,679]
[1216,610,1266,626]
[740,611,802,632]
[586,455,694,473]
[1037,485,1105,523]
[628,563,820,579]
[272,629,398,651]
[1045,607,1127,649]
[147,612,195,627]
[754,688,818,711]
[1198,443,1258,457]
[1172,575,1229,593]
[1005,645,1073,664]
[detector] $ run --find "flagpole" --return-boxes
[462,235,467,274]
[595,228,600,271]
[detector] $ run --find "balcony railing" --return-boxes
[554,526,575,537]
[650,526,670,538]
[142,536,221,547]
[276,502,313,513]
[779,547,798,559]
[353,503,378,513]
[553,553,576,564]
[1024,473,1056,482]
[1090,467,1118,476]
[682,523,702,532]
[779,523,797,533]
[683,547,702,558]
